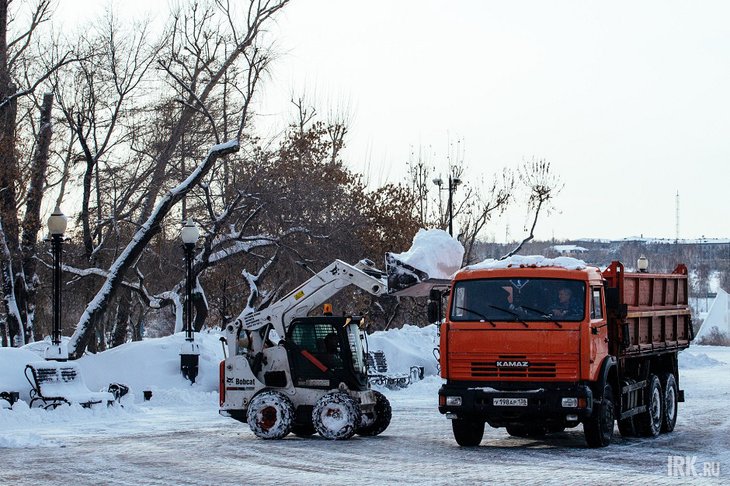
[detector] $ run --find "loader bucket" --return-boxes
[385,253,450,297]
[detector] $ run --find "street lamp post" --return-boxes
[46,206,68,361]
[432,175,462,236]
[180,219,200,383]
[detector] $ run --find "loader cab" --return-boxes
[286,316,368,391]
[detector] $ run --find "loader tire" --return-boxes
[637,374,662,437]
[246,390,294,440]
[312,392,361,440]
[660,373,678,433]
[357,391,392,437]
[584,384,614,448]
[452,418,484,447]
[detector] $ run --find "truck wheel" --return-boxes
[637,374,663,437]
[660,373,678,433]
[312,392,361,440]
[357,390,392,437]
[584,384,614,448]
[246,390,294,439]
[452,418,484,447]
[506,424,546,438]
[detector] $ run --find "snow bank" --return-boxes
[390,229,463,279]
[679,349,725,369]
[0,348,45,403]
[0,332,224,406]
[468,254,587,271]
[367,324,439,377]
[78,331,224,394]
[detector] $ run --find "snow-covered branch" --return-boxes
[67,140,239,358]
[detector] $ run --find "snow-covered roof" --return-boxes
[548,244,588,253]
[466,254,588,271]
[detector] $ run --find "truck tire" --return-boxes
[246,390,294,439]
[584,384,614,448]
[452,418,484,447]
[357,390,392,437]
[506,424,546,438]
[637,374,663,437]
[312,392,361,440]
[661,373,678,433]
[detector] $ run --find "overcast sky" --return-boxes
[58,0,730,242]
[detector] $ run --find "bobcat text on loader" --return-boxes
[219,257,421,440]
[434,257,692,448]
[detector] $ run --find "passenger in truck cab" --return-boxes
[550,286,581,319]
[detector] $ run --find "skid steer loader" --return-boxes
[219,256,445,440]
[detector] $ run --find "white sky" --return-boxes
[55,0,730,242]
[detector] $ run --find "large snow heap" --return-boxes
[390,229,464,279]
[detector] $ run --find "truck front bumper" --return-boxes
[438,382,594,427]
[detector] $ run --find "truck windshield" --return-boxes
[450,278,586,322]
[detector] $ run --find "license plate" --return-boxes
[493,397,528,407]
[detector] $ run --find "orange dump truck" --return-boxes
[435,258,692,447]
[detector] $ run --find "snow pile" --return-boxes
[0,332,224,404]
[678,349,725,369]
[390,229,464,279]
[468,254,587,271]
[0,347,45,403]
[367,324,439,377]
[78,332,224,393]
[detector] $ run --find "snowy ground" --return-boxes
[1,331,728,485]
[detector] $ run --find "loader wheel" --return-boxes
[452,418,484,447]
[584,384,614,448]
[246,390,294,440]
[357,390,392,437]
[660,373,678,433]
[312,392,361,440]
[636,374,662,437]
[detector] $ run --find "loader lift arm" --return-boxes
[224,259,388,357]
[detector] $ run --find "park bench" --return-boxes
[24,361,115,410]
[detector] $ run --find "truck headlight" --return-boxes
[446,396,462,406]
[561,397,578,408]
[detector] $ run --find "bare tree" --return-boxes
[501,158,563,259]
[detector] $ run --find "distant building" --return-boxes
[546,244,589,256]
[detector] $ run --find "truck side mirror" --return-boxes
[428,289,442,324]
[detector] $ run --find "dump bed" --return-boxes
[602,261,692,358]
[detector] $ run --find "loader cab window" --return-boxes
[590,288,604,320]
[450,278,586,322]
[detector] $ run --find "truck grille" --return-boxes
[451,354,577,381]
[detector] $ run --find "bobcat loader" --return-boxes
[219,256,442,440]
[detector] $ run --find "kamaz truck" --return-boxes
[435,257,692,448]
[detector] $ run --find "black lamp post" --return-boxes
[432,175,462,236]
[46,206,68,361]
[180,219,200,383]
